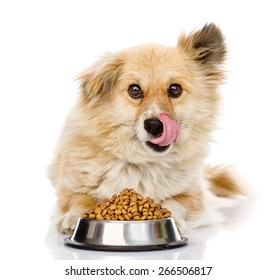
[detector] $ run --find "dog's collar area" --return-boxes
[146,141,170,152]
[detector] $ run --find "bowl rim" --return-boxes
[77,216,174,223]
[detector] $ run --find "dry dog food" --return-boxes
[81,188,171,221]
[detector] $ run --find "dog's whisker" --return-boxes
[120,123,136,127]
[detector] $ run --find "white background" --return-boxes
[0,0,277,279]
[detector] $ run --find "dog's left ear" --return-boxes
[178,23,226,69]
[77,53,123,100]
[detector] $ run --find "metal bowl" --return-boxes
[64,217,188,251]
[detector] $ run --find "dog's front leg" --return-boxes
[161,192,205,234]
[53,188,99,234]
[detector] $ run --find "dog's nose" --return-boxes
[144,118,163,137]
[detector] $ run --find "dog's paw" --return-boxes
[53,209,83,234]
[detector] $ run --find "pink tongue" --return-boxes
[150,113,180,146]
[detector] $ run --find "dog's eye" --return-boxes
[128,84,144,99]
[168,83,183,98]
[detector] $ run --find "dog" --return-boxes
[49,23,244,235]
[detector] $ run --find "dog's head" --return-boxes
[77,24,226,163]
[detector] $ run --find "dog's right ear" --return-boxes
[77,53,123,99]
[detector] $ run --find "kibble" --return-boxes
[81,188,171,221]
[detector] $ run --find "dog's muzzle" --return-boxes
[144,113,180,152]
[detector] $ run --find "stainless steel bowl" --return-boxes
[64,217,188,251]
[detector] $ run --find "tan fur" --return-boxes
[57,188,99,213]
[49,24,243,234]
[205,165,245,197]
[173,191,204,220]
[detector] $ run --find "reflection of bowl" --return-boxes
[64,217,188,251]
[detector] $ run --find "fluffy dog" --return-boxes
[49,23,243,234]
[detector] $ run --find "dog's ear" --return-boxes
[178,23,226,68]
[77,53,123,99]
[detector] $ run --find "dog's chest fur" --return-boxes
[74,154,201,203]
